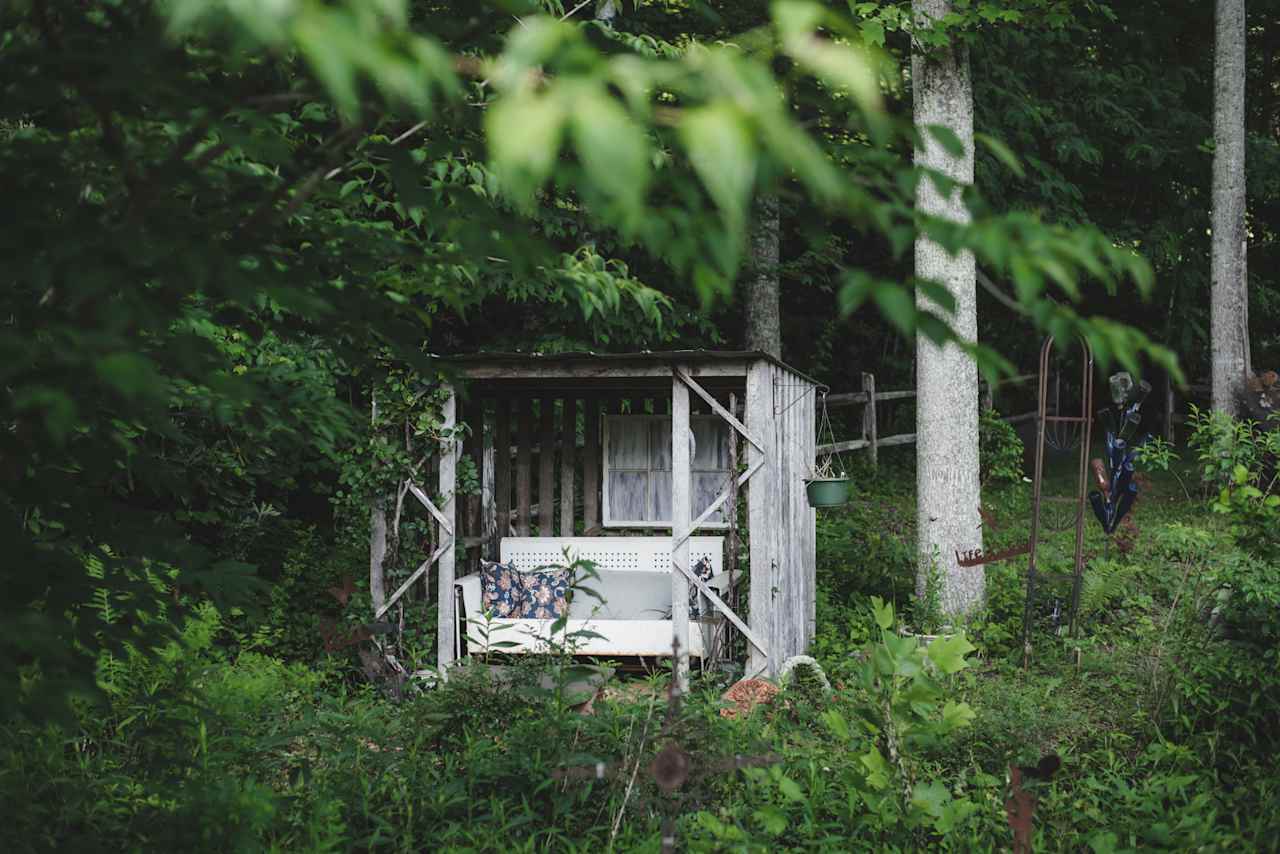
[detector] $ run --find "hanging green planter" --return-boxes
[807,391,853,508]
[805,476,851,508]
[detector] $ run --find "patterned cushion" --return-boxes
[519,569,570,619]
[689,556,715,618]
[480,561,527,618]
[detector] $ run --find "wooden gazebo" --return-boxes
[376,351,820,685]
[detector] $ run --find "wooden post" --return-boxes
[671,371,691,692]
[494,398,512,545]
[482,417,497,560]
[539,398,555,536]
[437,386,458,668]
[726,391,740,649]
[560,397,576,536]
[464,404,484,561]
[746,360,777,677]
[516,397,533,536]
[862,371,878,472]
[583,396,601,533]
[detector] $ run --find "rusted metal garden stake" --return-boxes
[1022,337,1095,657]
[552,638,780,850]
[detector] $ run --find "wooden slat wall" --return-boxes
[671,374,692,690]
[560,397,576,536]
[464,403,484,550]
[746,361,777,677]
[803,374,817,643]
[494,399,511,547]
[775,363,797,664]
[583,396,600,533]
[436,388,458,667]
[516,397,533,536]
[539,399,555,535]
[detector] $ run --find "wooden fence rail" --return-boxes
[817,372,1040,466]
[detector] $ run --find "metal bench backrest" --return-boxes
[499,536,724,575]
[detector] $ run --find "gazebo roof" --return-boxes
[437,349,825,390]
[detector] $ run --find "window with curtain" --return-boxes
[602,414,732,528]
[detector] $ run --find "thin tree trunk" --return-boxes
[1211,0,1251,415]
[744,194,782,359]
[370,496,388,618]
[912,0,983,615]
[370,392,388,618]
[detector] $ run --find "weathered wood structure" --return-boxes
[377,351,820,685]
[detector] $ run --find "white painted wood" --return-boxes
[862,372,878,470]
[456,361,752,380]
[671,370,692,691]
[560,397,576,536]
[746,360,778,676]
[816,438,870,454]
[804,374,817,643]
[671,559,768,656]
[500,536,724,574]
[675,367,765,454]
[459,613,722,657]
[437,387,459,667]
[455,535,735,657]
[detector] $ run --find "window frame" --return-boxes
[601,413,733,530]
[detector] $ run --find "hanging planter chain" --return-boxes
[806,391,852,508]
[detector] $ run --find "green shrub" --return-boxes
[979,409,1026,485]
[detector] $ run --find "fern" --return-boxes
[1078,559,1135,619]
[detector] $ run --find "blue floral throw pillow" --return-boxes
[520,569,570,619]
[480,561,526,618]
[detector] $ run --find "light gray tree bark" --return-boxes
[912,0,983,615]
[744,194,782,359]
[1211,0,1252,415]
[370,498,388,616]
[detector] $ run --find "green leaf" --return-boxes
[487,91,567,208]
[771,1,825,40]
[1232,464,1249,485]
[775,2,881,110]
[778,775,805,802]
[940,699,976,730]
[872,281,917,334]
[755,805,788,835]
[861,19,886,47]
[860,747,890,790]
[916,277,957,315]
[926,124,965,158]
[822,708,850,740]
[975,131,1025,178]
[871,595,893,630]
[571,91,650,224]
[911,779,949,817]
[680,104,756,231]
[96,354,161,398]
[925,632,975,675]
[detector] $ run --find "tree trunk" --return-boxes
[370,496,388,618]
[912,0,983,615]
[744,193,782,359]
[1211,0,1251,415]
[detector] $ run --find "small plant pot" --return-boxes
[900,626,955,649]
[805,477,851,507]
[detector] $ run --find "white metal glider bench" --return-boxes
[454,536,728,659]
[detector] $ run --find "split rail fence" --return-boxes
[816,371,1041,467]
